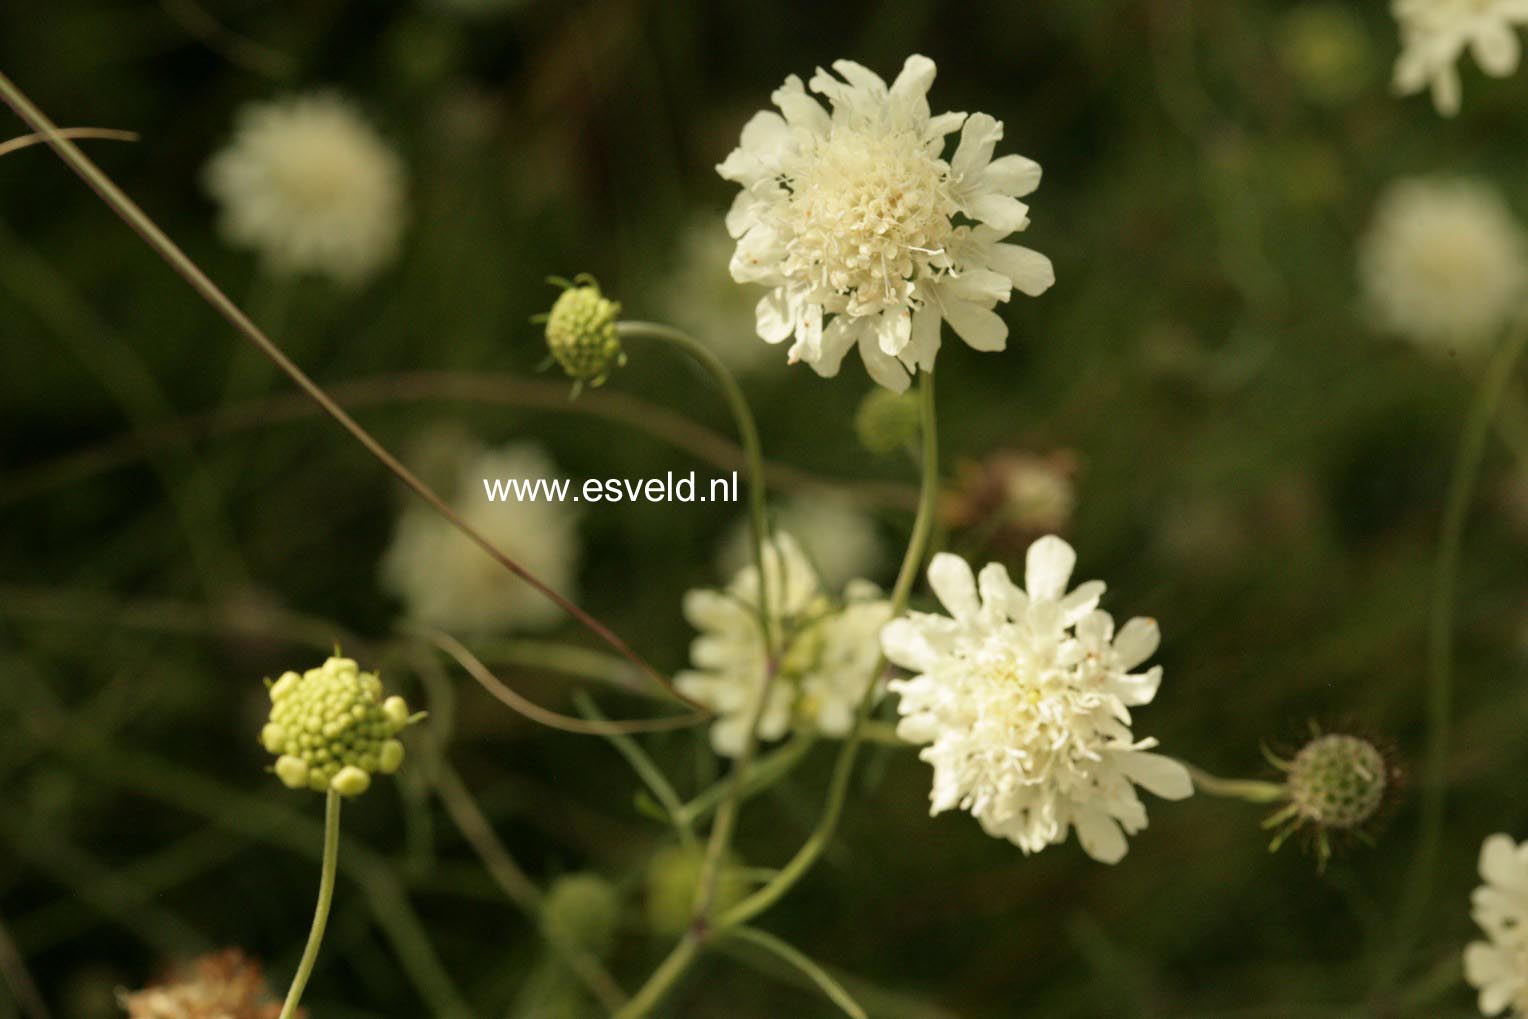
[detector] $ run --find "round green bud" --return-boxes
[379,739,405,775]
[261,656,421,796]
[331,765,372,798]
[644,844,746,936]
[1288,733,1387,830]
[542,873,621,958]
[854,388,921,455]
[544,278,625,386]
[274,755,309,790]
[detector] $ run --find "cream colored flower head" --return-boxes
[205,92,406,285]
[1392,0,1528,116]
[381,441,580,633]
[718,55,1054,391]
[1465,833,1528,1016]
[1360,177,1527,353]
[882,536,1192,863]
[677,532,892,756]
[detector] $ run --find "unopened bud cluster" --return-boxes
[544,277,625,386]
[260,656,418,797]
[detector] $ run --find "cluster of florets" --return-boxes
[260,656,418,797]
[542,276,626,387]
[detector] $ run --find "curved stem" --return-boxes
[1377,313,1528,988]
[613,370,938,1018]
[0,73,691,711]
[719,369,939,929]
[613,323,780,924]
[692,658,780,920]
[616,321,777,653]
[1180,763,1285,804]
[727,925,866,1019]
[613,934,700,1019]
[279,790,341,1019]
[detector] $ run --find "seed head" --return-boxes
[1263,727,1400,872]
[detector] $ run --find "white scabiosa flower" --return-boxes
[677,533,892,756]
[1360,177,1528,353]
[1465,833,1528,1016]
[205,92,406,285]
[718,493,885,590]
[882,536,1192,863]
[381,442,579,633]
[1392,0,1528,116]
[718,55,1054,391]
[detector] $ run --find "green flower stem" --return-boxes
[719,368,940,930]
[692,658,781,922]
[612,323,781,928]
[575,692,696,848]
[0,71,690,710]
[676,732,816,829]
[1180,763,1286,805]
[613,933,700,1019]
[434,759,629,1013]
[726,925,867,1019]
[615,372,937,1018]
[279,789,341,1019]
[615,321,777,654]
[1377,311,1528,990]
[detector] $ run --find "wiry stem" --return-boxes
[616,321,778,653]
[1376,311,1528,989]
[279,790,341,1019]
[614,370,941,1017]
[721,368,940,928]
[1180,763,1285,804]
[0,72,694,711]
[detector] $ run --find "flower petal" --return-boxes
[928,552,980,620]
[1025,535,1076,600]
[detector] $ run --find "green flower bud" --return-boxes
[644,844,746,936]
[542,873,621,958]
[262,656,422,796]
[853,388,920,455]
[543,276,626,388]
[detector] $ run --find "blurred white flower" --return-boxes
[1359,177,1528,352]
[205,92,406,285]
[1465,833,1528,1016]
[882,537,1192,863]
[381,442,578,633]
[718,494,884,590]
[654,218,781,375]
[677,533,891,756]
[1392,0,1528,116]
[718,55,1054,391]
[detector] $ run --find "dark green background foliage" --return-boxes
[2,2,1526,1017]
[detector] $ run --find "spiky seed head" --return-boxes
[1287,733,1387,830]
